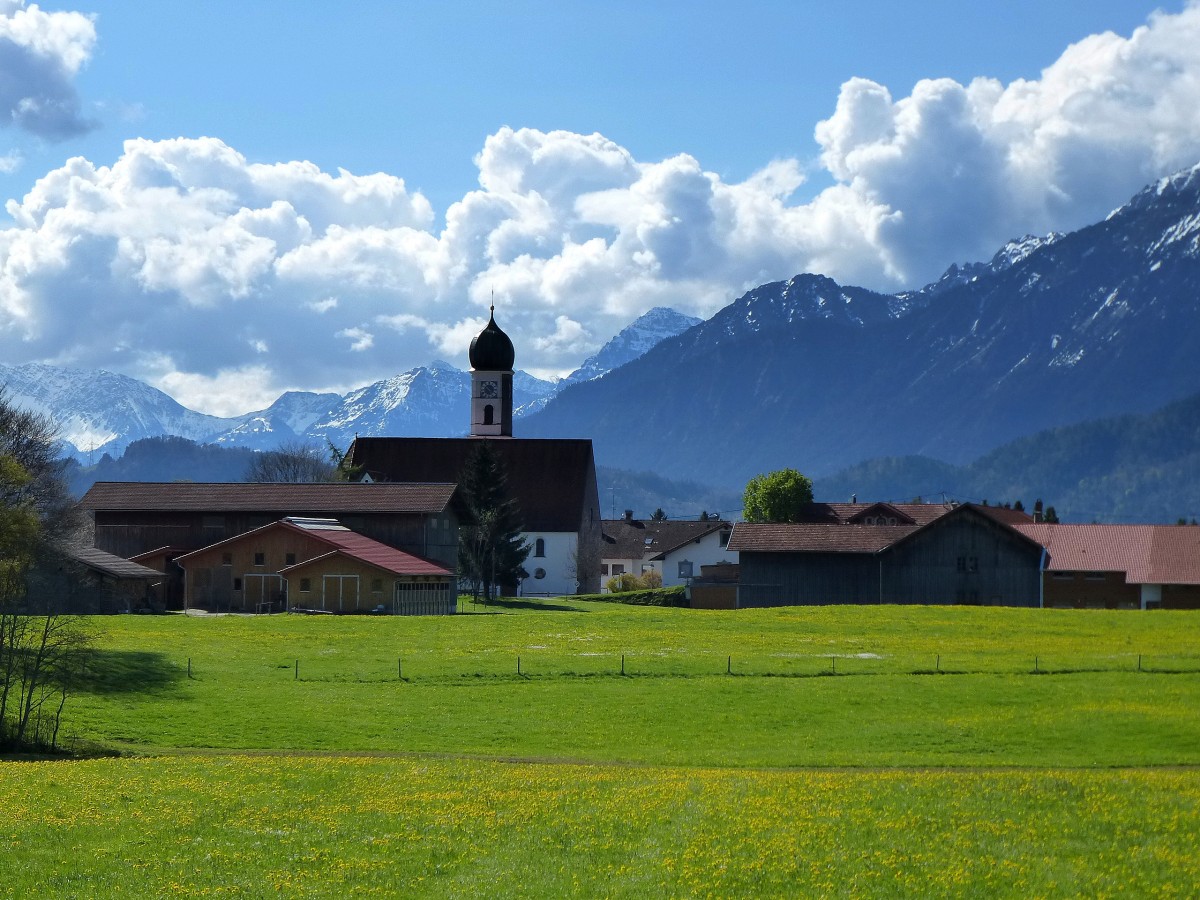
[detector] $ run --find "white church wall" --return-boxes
[521,531,579,597]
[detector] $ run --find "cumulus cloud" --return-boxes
[0,1,96,139]
[3,5,1200,414]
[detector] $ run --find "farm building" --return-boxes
[26,546,164,614]
[176,517,454,614]
[601,512,736,586]
[1016,523,1200,609]
[79,481,464,608]
[728,502,1043,607]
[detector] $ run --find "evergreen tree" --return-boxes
[457,442,530,602]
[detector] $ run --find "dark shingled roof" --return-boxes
[787,502,955,525]
[66,546,163,580]
[602,518,731,561]
[79,481,457,514]
[349,437,596,533]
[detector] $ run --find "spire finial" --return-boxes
[490,287,495,316]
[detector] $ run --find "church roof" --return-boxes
[80,481,458,514]
[349,437,597,533]
[469,309,515,371]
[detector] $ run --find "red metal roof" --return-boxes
[177,518,451,577]
[80,481,456,514]
[1017,523,1200,585]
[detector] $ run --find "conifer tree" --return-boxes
[457,442,530,602]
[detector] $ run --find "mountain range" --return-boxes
[0,307,702,459]
[522,163,1200,489]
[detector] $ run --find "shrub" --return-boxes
[605,573,640,593]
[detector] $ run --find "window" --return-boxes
[285,553,296,566]
[1085,572,1106,581]
[719,530,730,548]
[253,552,265,567]
[221,552,233,565]
[533,568,546,580]
[233,578,243,591]
[641,564,654,574]
[534,538,545,557]
[483,404,495,425]
[600,564,610,576]
[612,564,625,575]
[299,578,311,592]
[956,556,978,573]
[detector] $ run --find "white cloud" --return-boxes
[0,1,96,139]
[3,6,1200,414]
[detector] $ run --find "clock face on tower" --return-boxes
[480,380,499,399]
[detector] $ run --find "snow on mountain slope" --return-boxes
[563,307,701,385]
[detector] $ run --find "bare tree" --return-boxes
[0,388,91,751]
[243,440,336,483]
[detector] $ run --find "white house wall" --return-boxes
[660,531,739,587]
[522,531,578,597]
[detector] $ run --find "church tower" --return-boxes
[468,304,515,437]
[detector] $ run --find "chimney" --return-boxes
[624,509,633,522]
[851,493,857,504]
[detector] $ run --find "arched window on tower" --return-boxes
[483,404,495,426]
[534,538,545,557]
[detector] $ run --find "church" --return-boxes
[347,307,603,596]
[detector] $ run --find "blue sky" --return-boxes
[0,0,1196,414]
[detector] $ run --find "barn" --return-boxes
[729,503,1044,607]
[176,517,454,614]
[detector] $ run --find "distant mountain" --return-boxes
[814,390,1200,524]
[564,307,702,385]
[0,363,228,457]
[2,304,698,457]
[523,162,1200,487]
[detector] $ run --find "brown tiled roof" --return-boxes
[601,518,730,561]
[976,506,1037,525]
[1017,523,1200,585]
[727,522,918,553]
[349,437,596,532]
[79,481,457,514]
[792,502,955,525]
[66,546,163,580]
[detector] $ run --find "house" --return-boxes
[79,481,463,608]
[728,502,1043,607]
[346,307,602,596]
[176,517,454,614]
[600,512,737,586]
[1016,523,1200,609]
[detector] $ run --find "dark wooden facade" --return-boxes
[738,507,1043,608]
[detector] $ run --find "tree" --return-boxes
[742,468,814,523]
[650,508,667,521]
[244,440,336,483]
[457,442,530,602]
[1044,506,1060,524]
[0,389,90,751]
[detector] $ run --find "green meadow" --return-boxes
[4,602,1200,897]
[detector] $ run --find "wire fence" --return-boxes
[179,651,1200,684]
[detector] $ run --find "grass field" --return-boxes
[4,602,1200,896]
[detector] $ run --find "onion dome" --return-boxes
[469,307,515,371]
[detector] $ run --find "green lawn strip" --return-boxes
[1,757,1197,899]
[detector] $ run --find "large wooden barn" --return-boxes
[728,503,1044,607]
[176,517,455,614]
[79,481,464,609]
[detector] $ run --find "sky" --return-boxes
[1,0,1198,416]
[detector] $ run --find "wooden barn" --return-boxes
[729,503,1043,607]
[176,517,454,614]
[79,481,464,608]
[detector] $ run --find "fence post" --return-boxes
[936,654,940,673]
[727,655,732,675]
[517,655,521,676]
[1034,656,1038,673]
[832,657,837,675]
[398,657,402,680]
[294,658,299,681]
[621,654,625,676]
[1138,654,1142,672]
[187,657,192,679]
